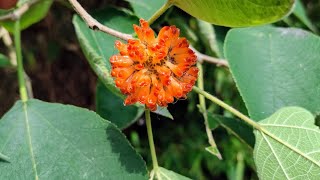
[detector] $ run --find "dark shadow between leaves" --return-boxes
[105,125,147,175]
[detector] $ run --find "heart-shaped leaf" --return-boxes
[254,107,320,179]
[0,99,148,179]
[225,26,320,121]
[171,0,295,27]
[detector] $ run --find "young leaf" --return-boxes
[125,0,167,20]
[0,0,53,32]
[225,26,320,121]
[171,0,295,27]
[208,114,255,148]
[156,167,192,180]
[254,107,320,179]
[96,81,144,129]
[0,99,148,179]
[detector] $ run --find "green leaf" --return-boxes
[0,0,53,32]
[125,0,167,20]
[171,0,295,27]
[156,167,192,180]
[0,99,148,179]
[208,114,255,148]
[96,81,144,129]
[73,8,173,121]
[254,107,320,179]
[225,26,320,121]
[293,0,317,33]
[0,54,10,67]
[205,146,222,159]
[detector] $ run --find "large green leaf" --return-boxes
[96,81,144,129]
[171,0,295,27]
[254,107,320,179]
[125,0,167,20]
[73,8,173,120]
[0,99,148,179]
[225,26,320,121]
[0,0,53,32]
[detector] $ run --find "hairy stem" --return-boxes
[148,1,173,25]
[14,20,28,102]
[145,108,159,173]
[193,86,261,131]
[197,63,222,159]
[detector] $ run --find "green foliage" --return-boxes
[96,81,144,129]
[0,0,53,32]
[254,107,320,179]
[0,54,10,67]
[0,99,148,179]
[157,167,192,180]
[208,114,255,148]
[1,0,320,179]
[171,0,295,27]
[125,0,167,20]
[225,26,320,121]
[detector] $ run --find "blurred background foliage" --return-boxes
[0,0,319,179]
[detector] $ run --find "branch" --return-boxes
[0,0,39,21]
[68,0,133,41]
[190,46,229,67]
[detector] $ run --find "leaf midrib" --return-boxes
[23,102,39,180]
[258,121,320,171]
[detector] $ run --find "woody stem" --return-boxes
[145,108,159,172]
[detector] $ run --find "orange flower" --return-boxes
[110,19,198,111]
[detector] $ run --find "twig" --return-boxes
[190,46,229,67]
[0,0,39,21]
[68,0,133,41]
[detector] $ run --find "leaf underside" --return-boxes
[254,107,320,179]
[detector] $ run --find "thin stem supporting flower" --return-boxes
[148,1,173,25]
[197,63,222,159]
[14,20,28,102]
[192,86,262,131]
[145,108,159,173]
